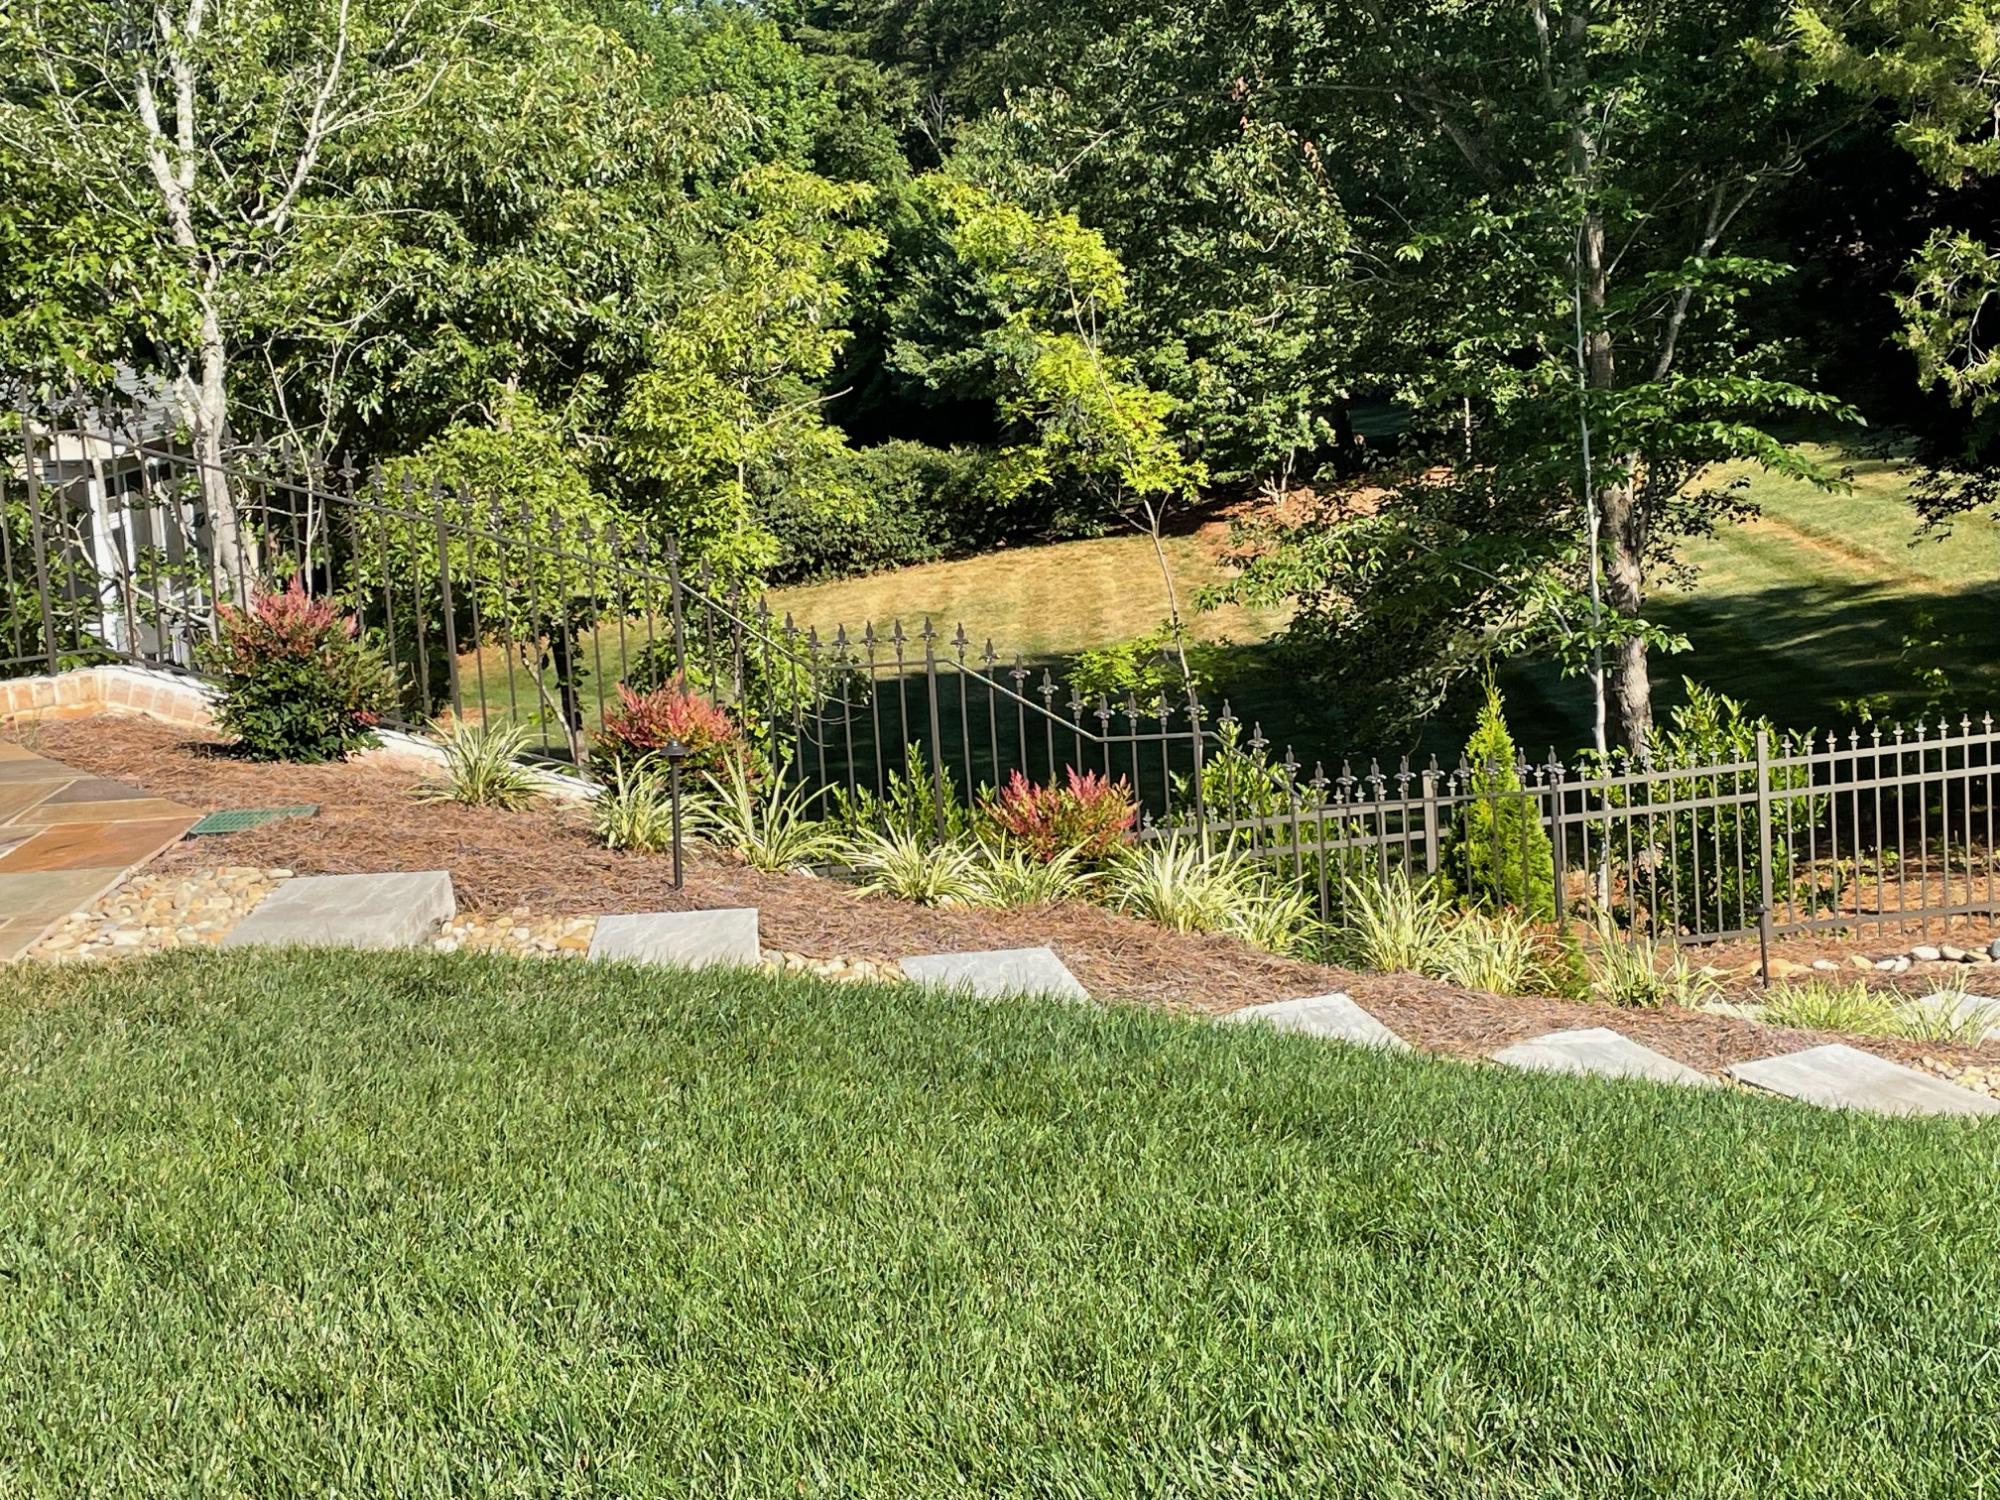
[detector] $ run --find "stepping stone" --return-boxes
[1727,1043,2000,1118]
[222,871,455,951]
[900,945,1088,1001]
[1224,993,1410,1051]
[1490,1027,1715,1088]
[588,908,760,970]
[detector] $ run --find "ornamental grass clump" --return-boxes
[1435,910,1548,997]
[1584,916,1720,1009]
[591,759,681,854]
[1335,868,1453,976]
[1105,839,1313,955]
[968,846,1095,909]
[696,754,844,874]
[1761,977,1896,1036]
[850,830,983,906]
[983,767,1138,863]
[200,576,394,762]
[420,718,542,810]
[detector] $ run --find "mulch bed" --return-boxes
[22,714,1998,1078]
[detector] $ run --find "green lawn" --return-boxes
[439,439,1999,768]
[6,949,2000,1495]
[1500,440,2000,751]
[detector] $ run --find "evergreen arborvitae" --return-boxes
[1453,681,1557,917]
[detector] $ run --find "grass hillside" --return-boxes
[5,949,1999,1495]
[774,439,2000,758]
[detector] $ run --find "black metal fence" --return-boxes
[7,403,2000,954]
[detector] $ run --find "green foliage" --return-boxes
[1794,0,2000,412]
[1105,839,1314,955]
[848,830,984,906]
[1434,912,1548,998]
[200,580,394,762]
[1762,975,1999,1044]
[1447,681,1556,918]
[614,166,884,573]
[1069,629,1223,707]
[366,398,652,757]
[1594,682,1820,935]
[966,845,1095,908]
[826,743,977,843]
[765,442,1003,582]
[695,755,845,872]
[1584,917,1722,1009]
[910,175,1203,518]
[1762,978,1899,1036]
[591,758,682,854]
[420,719,543,811]
[1334,869,1454,977]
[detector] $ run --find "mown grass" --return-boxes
[1500,439,2000,750]
[764,437,2000,758]
[4,949,1999,1495]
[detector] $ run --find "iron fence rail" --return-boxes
[7,404,1999,954]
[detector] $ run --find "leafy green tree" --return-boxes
[364,394,651,763]
[1172,0,1857,749]
[614,166,883,575]
[908,175,1207,681]
[1792,0,2000,531]
[0,0,504,592]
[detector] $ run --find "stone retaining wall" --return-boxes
[0,664,218,729]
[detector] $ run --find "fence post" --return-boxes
[17,412,61,675]
[923,623,947,843]
[1420,759,1440,876]
[664,536,687,677]
[430,484,461,718]
[1186,689,1208,853]
[1547,754,1568,933]
[1755,726,1776,987]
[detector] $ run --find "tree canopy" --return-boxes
[2,0,1989,751]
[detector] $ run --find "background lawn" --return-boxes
[3,950,1999,1496]
[768,436,2000,761]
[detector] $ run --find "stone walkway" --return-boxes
[0,742,198,959]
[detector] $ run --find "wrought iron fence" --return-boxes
[6,401,1999,958]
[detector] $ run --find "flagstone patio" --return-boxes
[0,741,199,959]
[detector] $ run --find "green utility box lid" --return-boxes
[187,804,320,836]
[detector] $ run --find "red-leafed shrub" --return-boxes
[983,767,1138,862]
[594,677,744,774]
[199,577,395,762]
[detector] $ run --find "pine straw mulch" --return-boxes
[21,714,1999,1080]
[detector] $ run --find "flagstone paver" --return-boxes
[222,870,457,951]
[1727,1043,2000,1117]
[1225,992,1410,1050]
[0,742,199,959]
[900,945,1088,1001]
[587,908,761,969]
[1490,1026,1717,1087]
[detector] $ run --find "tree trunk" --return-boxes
[1576,204,1653,753]
[191,299,256,606]
[1598,464,1653,752]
